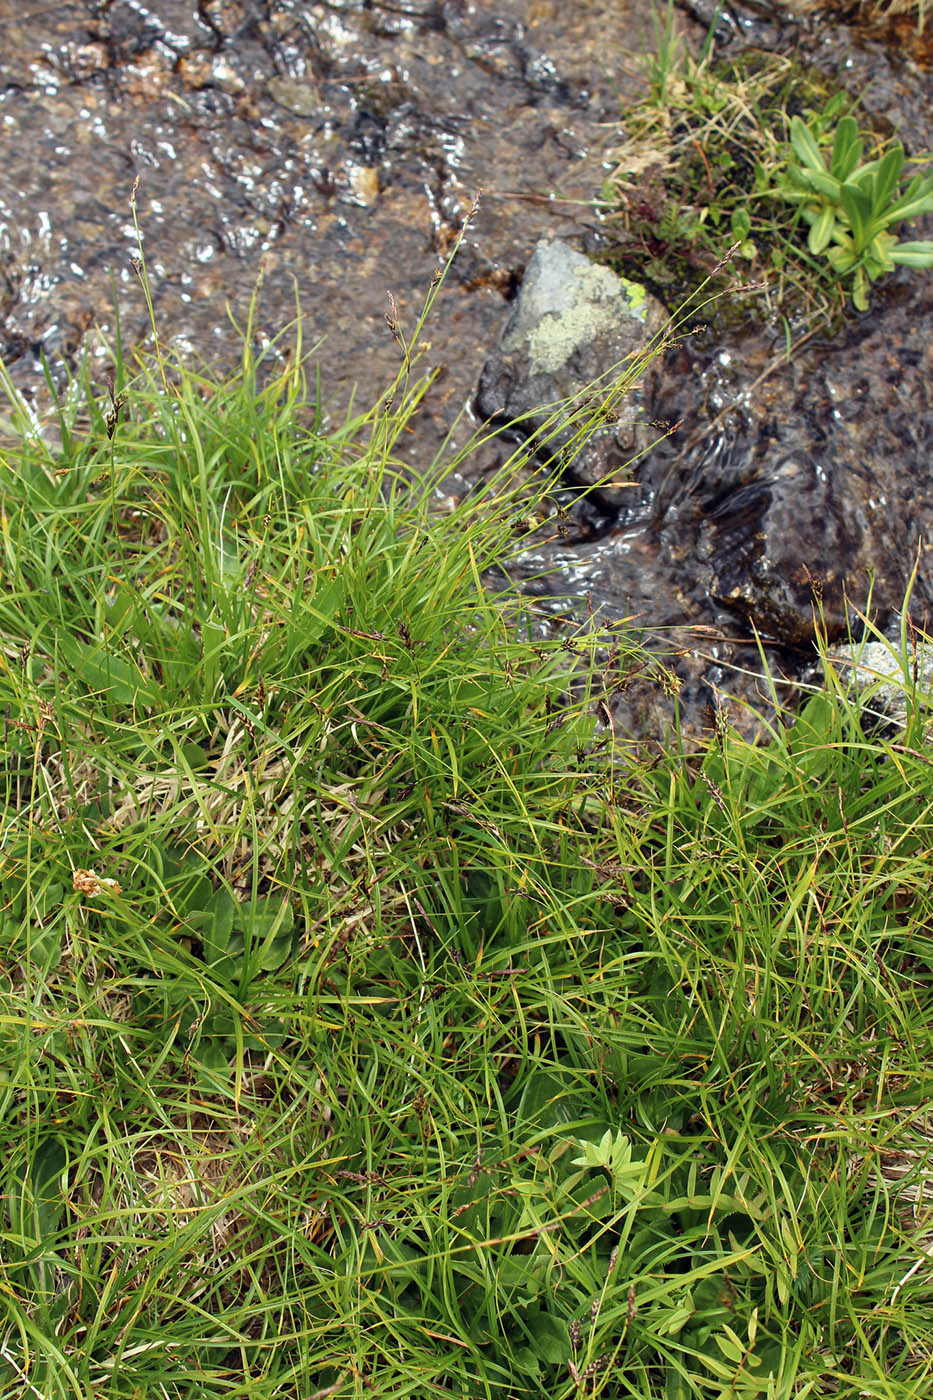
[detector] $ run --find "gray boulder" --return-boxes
[475,240,668,508]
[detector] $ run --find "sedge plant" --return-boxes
[1,212,933,1397]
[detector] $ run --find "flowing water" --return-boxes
[1,0,931,738]
[0,1,662,441]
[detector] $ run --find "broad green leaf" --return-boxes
[846,156,883,190]
[790,116,826,173]
[9,1139,66,1244]
[872,143,906,213]
[200,618,227,701]
[178,739,211,771]
[852,266,869,310]
[174,869,213,918]
[714,1328,747,1364]
[234,898,296,971]
[104,581,136,636]
[798,167,840,200]
[730,207,751,241]
[572,1128,647,1197]
[827,239,857,274]
[775,178,810,205]
[884,173,933,223]
[513,1069,584,1129]
[890,240,933,266]
[6,1137,67,1297]
[839,181,874,252]
[236,897,294,943]
[256,932,294,972]
[807,205,836,255]
[196,1041,231,1082]
[830,116,861,181]
[662,1304,696,1336]
[790,692,835,751]
[245,1016,287,1052]
[204,888,236,958]
[27,922,64,971]
[57,632,160,709]
[33,882,63,921]
[528,1312,567,1365]
[513,1347,542,1377]
[867,232,896,274]
[700,1352,743,1382]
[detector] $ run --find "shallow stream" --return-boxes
[2,0,931,738]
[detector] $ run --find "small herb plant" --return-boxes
[776,109,933,309]
[604,12,933,324]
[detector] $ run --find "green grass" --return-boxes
[602,9,933,329]
[2,270,933,1399]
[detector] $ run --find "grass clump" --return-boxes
[0,275,649,1397]
[1,275,933,1396]
[602,4,933,327]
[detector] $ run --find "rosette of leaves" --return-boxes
[777,111,933,310]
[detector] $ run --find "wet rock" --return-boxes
[827,638,933,732]
[0,0,653,435]
[646,270,933,648]
[346,164,380,206]
[267,77,319,116]
[475,239,667,508]
[695,450,901,646]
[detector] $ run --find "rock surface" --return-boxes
[828,637,933,731]
[646,272,933,649]
[476,240,668,508]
